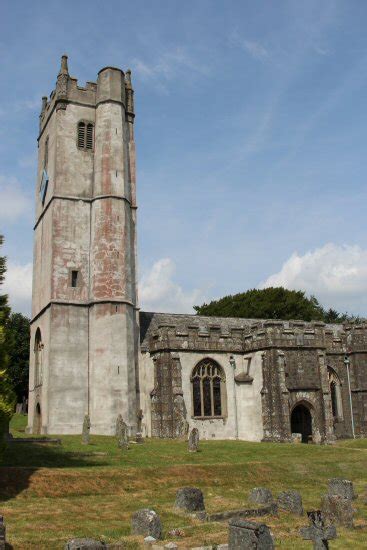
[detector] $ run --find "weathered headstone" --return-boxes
[0,516,6,550]
[300,511,337,550]
[291,433,302,444]
[175,487,205,512]
[82,414,91,445]
[131,509,162,539]
[228,519,274,549]
[249,487,274,506]
[116,414,129,449]
[188,427,199,452]
[321,494,355,528]
[328,478,356,500]
[64,538,106,549]
[277,490,303,515]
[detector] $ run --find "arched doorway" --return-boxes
[291,404,312,443]
[34,403,42,434]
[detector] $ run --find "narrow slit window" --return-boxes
[78,122,85,148]
[71,270,79,288]
[86,124,94,150]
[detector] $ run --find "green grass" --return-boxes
[1,414,366,549]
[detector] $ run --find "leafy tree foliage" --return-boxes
[6,313,30,401]
[0,235,16,456]
[195,287,336,322]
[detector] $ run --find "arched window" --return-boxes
[77,121,94,150]
[34,328,43,387]
[191,359,226,418]
[328,367,343,420]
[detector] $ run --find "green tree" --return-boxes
[6,313,30,401]
[194,287,326,321]
[0,235,16,456]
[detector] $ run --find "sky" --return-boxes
[2,0,367,317]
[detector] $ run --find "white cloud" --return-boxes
[0,176,32,222]
[139,258,205,313]
[229,30,269,60]
[260,243,367,315]
[3,261,32,316]
[132,48,210,92]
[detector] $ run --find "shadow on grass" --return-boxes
[0,441,108,501]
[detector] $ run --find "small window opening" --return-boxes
[71,270,79,288]
[44,137,49,170]
[77,121,94,150]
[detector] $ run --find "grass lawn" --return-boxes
[1,415,366,549]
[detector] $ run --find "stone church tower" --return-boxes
[28,56,139,435]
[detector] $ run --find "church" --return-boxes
[27,57,367,444]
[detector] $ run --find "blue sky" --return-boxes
[2,0,367,316]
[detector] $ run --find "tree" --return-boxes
[194,287,326,321]
[0,235,16,457]
[6,313,30,402]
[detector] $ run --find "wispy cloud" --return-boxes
[139,258,206,313]
[229,30,269,60]
[0,176,32,222]
[132,47,210,93]
[3,260,32,316]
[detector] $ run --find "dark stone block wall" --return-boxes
[140,313,367,442]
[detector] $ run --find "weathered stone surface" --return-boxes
[321,494,355,528]
[116,415,129,449]
[291,433,302,444]
[65,539,106,549]
[249,487,274,505]
[300,511,337,550]
[0,516,5,550]
[277,490,303,515]
[328,478,356,500]
[175,487,205,512]
[82,414,91,445]
[143,536,157,548]
[228,519,274,549]
[131,509,162,539]
[188,428,199,452]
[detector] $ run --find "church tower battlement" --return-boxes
[28,56,139,435]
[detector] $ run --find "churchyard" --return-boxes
[0,415,366,549]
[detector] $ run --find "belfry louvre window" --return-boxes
[77,121,94,150]
[191,359,226,418]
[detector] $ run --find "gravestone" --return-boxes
[321,494,354,528]
[188,427,199,452]
[291,433,302,444]
[300,511,337,550]
[249,487,274,506]
[228,519,274,549]
[82,414,91,445]
[116,415,129,449]
[0,516,6,550]
[175,487,205,512]
[64,539,106,549]
[277,490,303,515]
[131,509,162,539]
[328,478,356,500]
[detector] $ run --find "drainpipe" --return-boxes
[344,355,355,439]
[229,356,239,440]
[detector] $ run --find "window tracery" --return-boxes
[191,359,226,418]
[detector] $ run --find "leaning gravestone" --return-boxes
[188,427,199,452]
[64,539,106,549]
[300,510,337,550]
[116,414,129,450]
[82,414,91,445]
[131,509,162,539]
[321,494,354,528]
[249,487,274,506]
[328,478,356,500]
[277,490,304,515]
[0,516,6,550]
[175,487,205,512]
[228,519,274,549]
